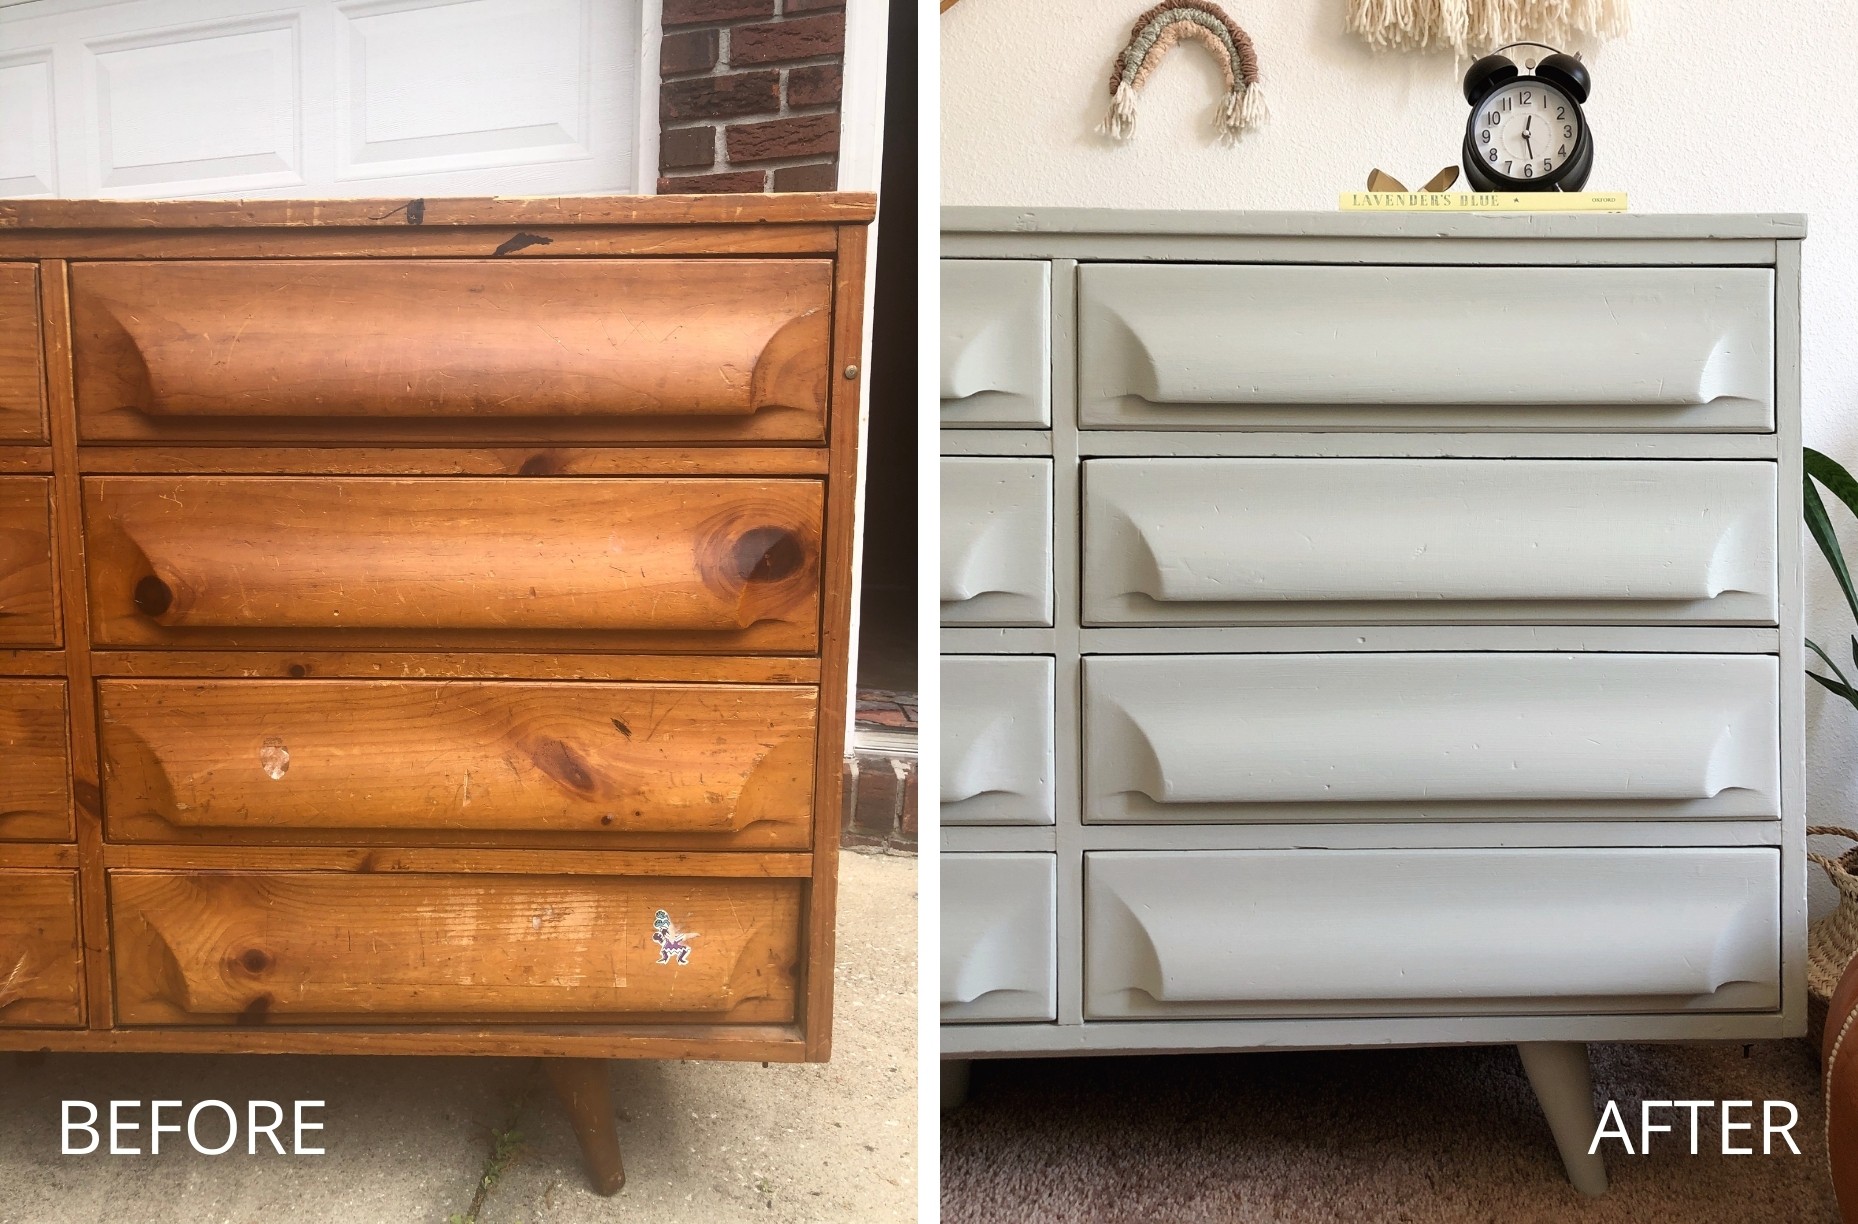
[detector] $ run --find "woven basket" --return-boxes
[1809,826,1858,1045]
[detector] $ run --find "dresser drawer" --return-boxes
[70,259,832,443]
[0,477,56,647]
[942,260,1051,427]
[0,680,71,841]
[84,477,823,652]
[0,264,45,442]
[1083,458,1777,626]
[941,457,1053,626]
[942,656,1055,826]
[1085,848,1780,1018]
[1084,653,1778,824]
[942,853,1055,1023]
[1079,264,1774,431]
[110,870,802,1025]
[0,870,82,1027]
[99,679,816,846]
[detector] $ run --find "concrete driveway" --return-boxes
[0,851,917,1224]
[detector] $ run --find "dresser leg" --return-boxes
[544,1059,625,1196]
[1518,1042,1608,1195]
[941,1059,972,1111]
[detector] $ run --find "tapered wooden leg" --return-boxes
[1519,1042,1608,1196]
[941,1059,971,1111]
[545,1058,625,1196]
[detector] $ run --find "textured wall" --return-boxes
[658,0,846,192]
[942,0,1858,914]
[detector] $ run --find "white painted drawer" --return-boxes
[943,853,1056,1023]
[1085,848,1780,1018]
[942,655,1056,826]
[942,260,1051,427]
[1082,458,1776,626]
[941,456,1053,626]
[1078,264,1774,431]
[1084,653,1778,824]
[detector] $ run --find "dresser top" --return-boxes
[0,192,877,230]
[942,207,1805,241]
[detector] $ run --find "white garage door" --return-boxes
[0,0,647,198]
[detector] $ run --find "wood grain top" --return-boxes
[0,193,877,230]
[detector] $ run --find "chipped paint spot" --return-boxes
[259,737,290,780]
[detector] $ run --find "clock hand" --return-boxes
[1523,115,1534,158]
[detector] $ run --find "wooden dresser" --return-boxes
[0,194,873,1192]
[939,209,1806,1194]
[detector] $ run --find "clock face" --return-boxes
[1472,80,1581,183]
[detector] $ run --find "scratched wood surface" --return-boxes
[0,193,876,229]
[110,871,802,1025]
[0,476,57,647]
[0,679,70,841]
[84,476,824,652]
[0,870,82,1026]
[0,266,43,441]
[72,260,833,443]
[99,679,817,846]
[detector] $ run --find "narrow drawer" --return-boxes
[0,264,45,442]
[71,260,832,443]
[110,870,802,1025]
[941,457,1052,626]
[1084,654,1778,824]
[941,260,1051,427]
[0,870,82,1027]
[942,656,1055,826]
[1083,458,1777,626]
[1079,264,1775,431]
[942,853,1055,1023]
[0,680,71,841]
[84,477,823,652]
[0,476,57,647]
[1085,848,1780,1018]
[99,679,816,847]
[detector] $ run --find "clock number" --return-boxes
[1500,95,1512,111]
[1542,158,1552,172]
[1480,130,1491,144]
[1556,106,1566,119]
[1520,90,1532,104]
[1487,110,1500,125]
[1557,144,1567,156]
[1523,163,1534,178]
[1563,125,1573,138]
[1503,160,1512,174]
[1487,147,1498,163]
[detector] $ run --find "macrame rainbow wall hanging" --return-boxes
[1102,1,1266,144]
[1346,0,1627,55]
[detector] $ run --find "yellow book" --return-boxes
[1338,191,1629,212]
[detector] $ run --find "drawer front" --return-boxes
[0,265,45,442]
[942,853,1055,1023]
[941,260,1051,427]
[1085,653,1778,824]
[942,655,1055,826]
[0,680,71,841]
[0,870,82,1027]
[84,477,823,652]
[0,476,57,647]
[72,260,832,443]
[1085,848,1780,1018]
[1083,459,1777,626]
[100,679,816,847]
[110,871,802,1025]
[1079,264,1775,431]
[941,457,1053,626]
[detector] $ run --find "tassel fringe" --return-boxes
[1101,80,1139,141]
[1347,0,1628,54]
[1215,84,1268,143]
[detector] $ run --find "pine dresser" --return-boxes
[938,208,1806,1194]
[0,193,874,1193]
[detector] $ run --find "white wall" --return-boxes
[942,0,1858,912]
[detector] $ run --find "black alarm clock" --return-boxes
[1462,43,1592,192]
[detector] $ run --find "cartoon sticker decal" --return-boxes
[651,909,698,966]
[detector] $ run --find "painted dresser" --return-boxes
[939,208,1806,1193]
[0,194,873,1193]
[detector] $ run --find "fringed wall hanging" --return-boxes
[1346,0,1627,56]
[1101,1,1267,145]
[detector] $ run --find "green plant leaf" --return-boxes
[1810,636,1854,686]
[1806,448,1858,624]
[1808,668,1858,708]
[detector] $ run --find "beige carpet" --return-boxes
[942,1042,1840,1222]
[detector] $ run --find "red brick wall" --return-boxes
[657,0,846,193]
